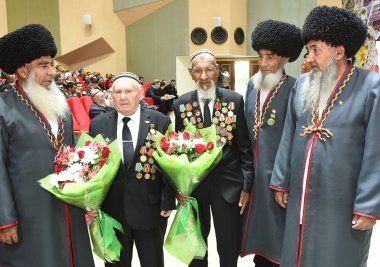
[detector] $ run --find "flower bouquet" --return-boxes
[153,123,223,264]
[38,133,123,262]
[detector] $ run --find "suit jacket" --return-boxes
[173,87,254,203]
[89,108,176,230]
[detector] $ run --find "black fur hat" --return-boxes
[251,20,303,62]
[302,6,367,58]
[0,24,57,74]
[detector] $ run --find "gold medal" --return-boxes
[151,174,156,181]
[222,107,228,114]
[227,125,232,131]
[181,113,186,118]
[187,111,192,117]
[215,111,221,116]
[212,117,219,124]
[136,173,143,179]
[216,135,221,140]
[145,173,150,179]
[140,155,147,162]
[267,118,275,126]
[221,137,226,143]
[220,122,225,128]
[148,158,154,164]
[198,122,204,128]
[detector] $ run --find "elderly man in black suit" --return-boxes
[90,72,175,267]
[173,49,254,267]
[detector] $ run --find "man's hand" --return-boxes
[0,225,18,245]
[352,214,376,230]
[239,190,250,215]
[160,210,172,218]
[274,191,288,208]
[176,192,189,206]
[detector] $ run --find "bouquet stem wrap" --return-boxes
[39,133,123,262]
[153,124,223,264]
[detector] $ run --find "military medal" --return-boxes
[136,173,143,179]
[267,118,275,126]
[186,103,192,111]
[193,101,198,107]
[140,155,147,162]
[228,102,235,110]
[135,163,144,172]
[181,113,186,118]
[145,173,150,179]
[140,146,147,154]
[148,158,154,164]
[179,104,186,112]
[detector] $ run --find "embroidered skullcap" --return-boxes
[191,49,216,61]
[0,24,57,74]
[302,6,367,58]
[252,20,303,62]
[111,72,140,83]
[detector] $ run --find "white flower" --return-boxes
[78,146,99,164]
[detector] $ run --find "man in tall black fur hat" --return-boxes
[0,24,94,267]
[241,19,303,267]
[270,6,380,267]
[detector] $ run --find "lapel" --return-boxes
[106,110,118,141]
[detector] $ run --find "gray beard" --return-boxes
[23,71,69,121]
[196,80,216,100]
[253,67,284,92]
[299,58,339,114]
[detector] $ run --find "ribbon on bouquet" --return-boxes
[164,196,207,265]
[89,209,124,262]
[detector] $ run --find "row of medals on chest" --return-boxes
[179,100,237,146]
[135,125,157,180]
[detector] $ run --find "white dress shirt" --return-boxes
[117,107,141,162]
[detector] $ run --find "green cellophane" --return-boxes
[153,123,223,264]
[39,133,123,262]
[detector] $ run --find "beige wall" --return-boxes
[57,0,126,75]
[317,0,342,6]
[6,0,61,55]
[0,0,7,36]
[189,0,247,55]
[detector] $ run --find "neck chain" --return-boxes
[253,75,287,141]
[13,86,65,155]
[300,65,355,142]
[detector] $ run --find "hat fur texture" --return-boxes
[0,24,57,74]
[251,20,303,62]
[302,6,367,58]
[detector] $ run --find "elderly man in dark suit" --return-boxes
[173,49,254,267]
[90,72,175,267]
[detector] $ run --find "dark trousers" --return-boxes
[189,177,241,267]
[254,255,279,267]
[105,219,167,267]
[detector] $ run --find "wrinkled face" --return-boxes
[112,78,143,116]
[25,56,56,89]
[188,54,219,90]
[258,49,288,74]
[92,92,105,105]
[305,40,338,72]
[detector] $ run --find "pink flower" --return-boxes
[195,133,203,139]
[168,131,178,140]
[161,142,170,151]
[85,140,92,146]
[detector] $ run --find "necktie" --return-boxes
[122,117,134,168]
[203,98,212,127]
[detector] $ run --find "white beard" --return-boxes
[253,67,284,92]
[299,58,339,114]
[196,80,216,100]
[23,71,69,121]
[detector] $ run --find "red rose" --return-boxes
[77,150,85,159]
[161,136,167,143]
[102,146,111,158]
[99,157,107,166]
[195,144,207,154]
[54,164,65,173]
[69,147,76,153]
[183,132,190,140]
[206,141,214,150]
[195,133,203,139]
[168,131,178,140]
[161,142,170,151]
[85,141,92,146]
